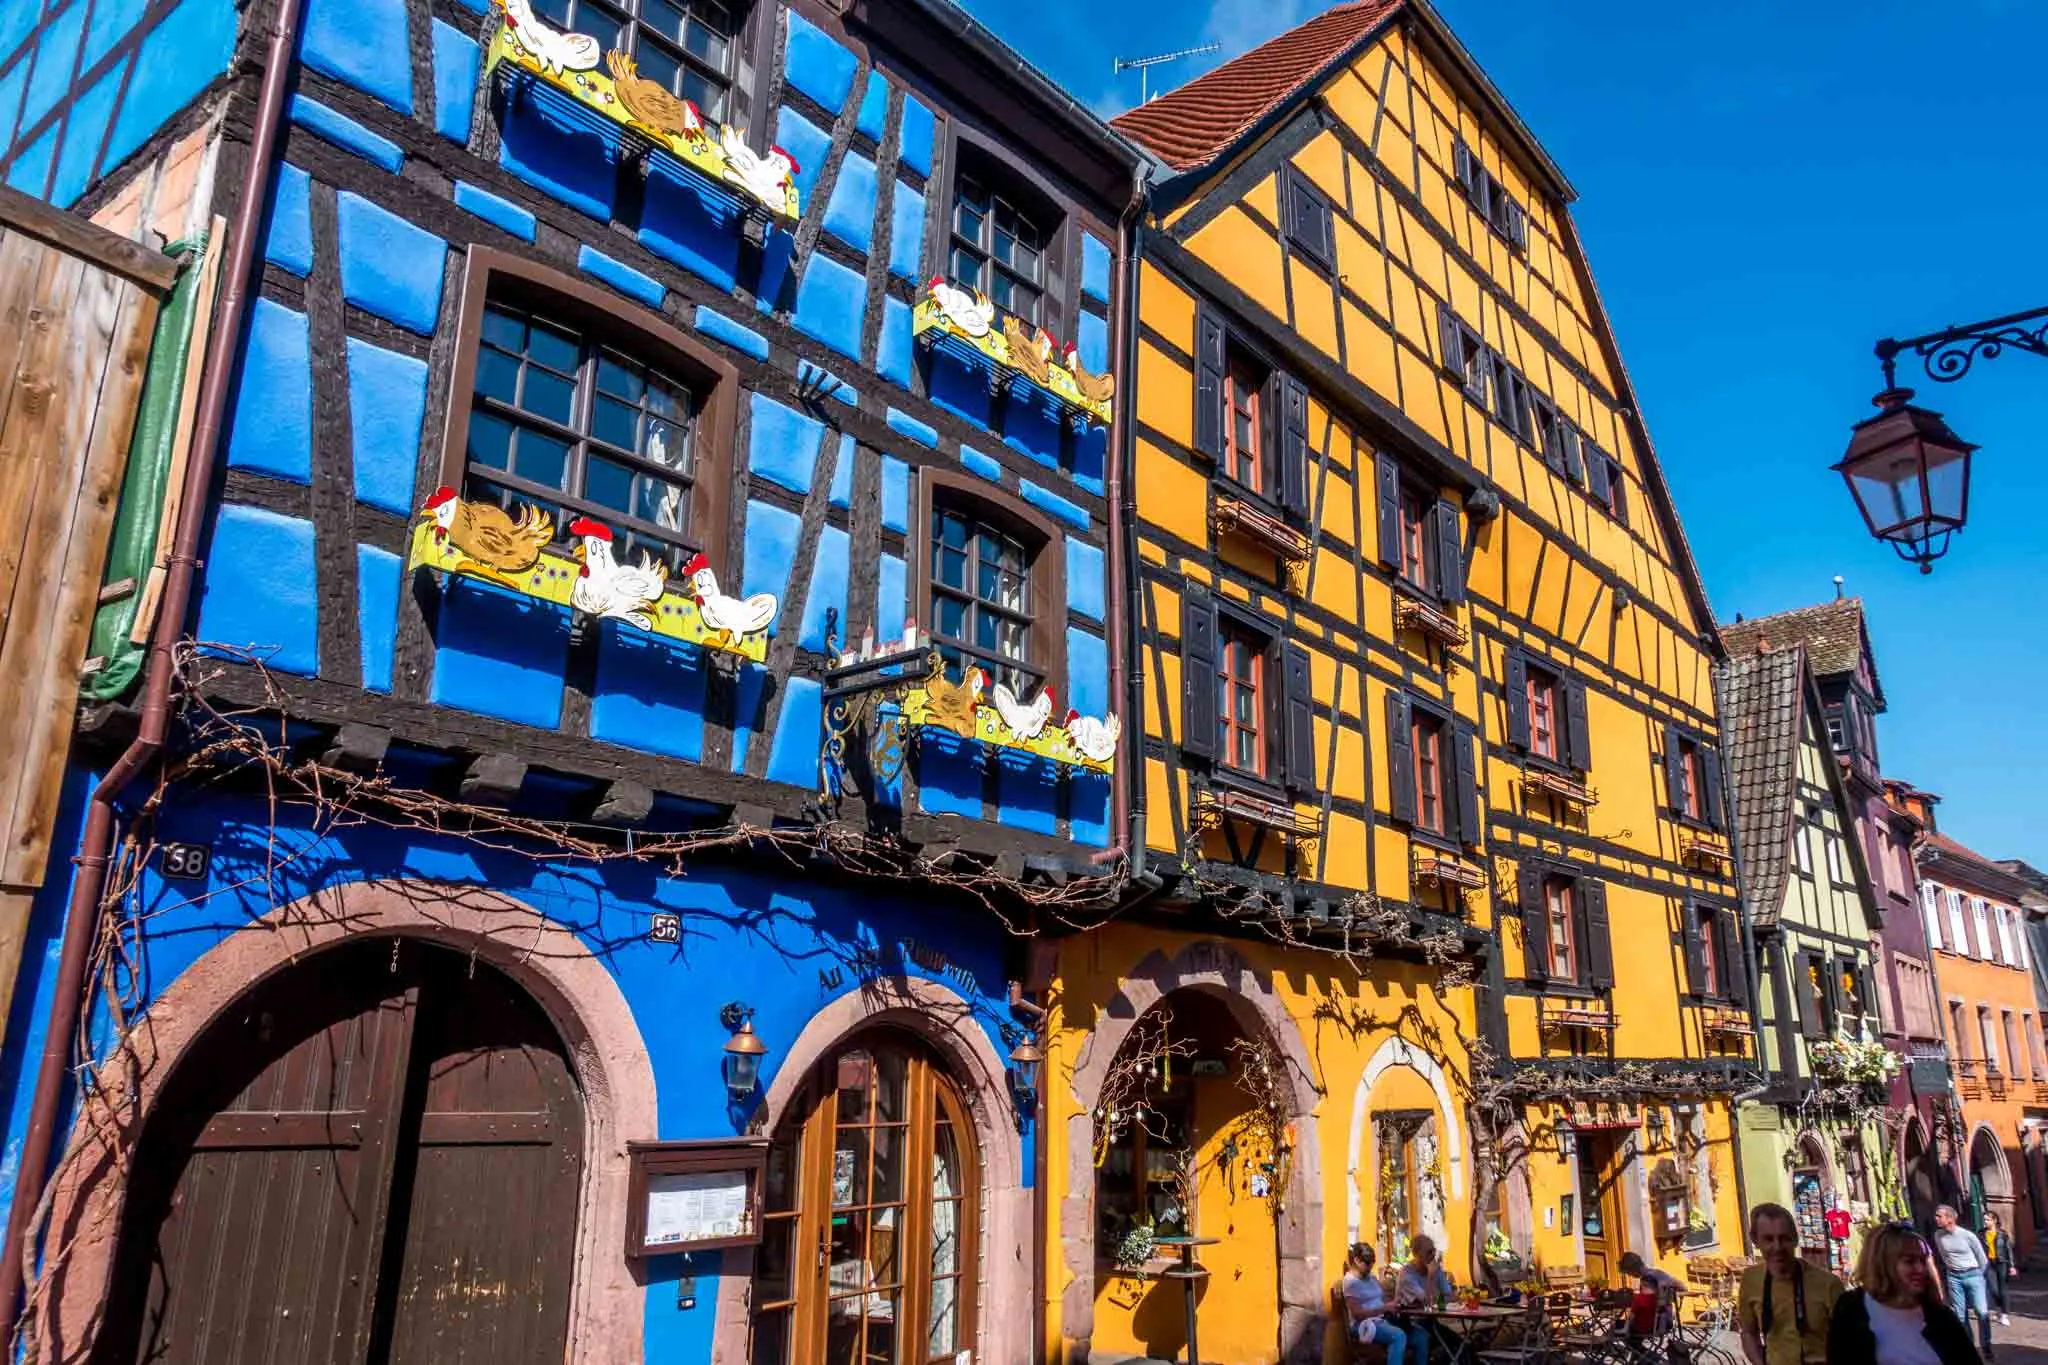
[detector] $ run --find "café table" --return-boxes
[1151,1235,1221,1365]
[1402,1303,1525,1365]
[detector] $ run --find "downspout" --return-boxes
[1087,166,1150,869]
[0,0,305,1330]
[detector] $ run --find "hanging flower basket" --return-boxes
[1810,1039,1899,1083]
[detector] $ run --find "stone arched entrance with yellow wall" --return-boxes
[1059,939,1324,1365]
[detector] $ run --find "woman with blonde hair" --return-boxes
[1827,1221,1983,1365]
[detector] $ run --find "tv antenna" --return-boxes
[1113,43,1222,106]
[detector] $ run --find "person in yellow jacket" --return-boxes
[1982,1211,2014,1327]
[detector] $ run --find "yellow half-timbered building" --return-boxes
[1040,5,1749,1362]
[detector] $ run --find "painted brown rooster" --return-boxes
[605,50,703,143]
[923,665,985,739]
[1002,314,1054,388]
[423,487,553,574]
[1062,342,1115,407]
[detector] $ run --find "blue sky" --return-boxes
[959,0,2048,864]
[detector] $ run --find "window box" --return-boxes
[1701,1006,1752,1039]
[1191,787,1321,846]
[1414,849,1486,892]
[484,24,797,240]
[1211,492,1310,570]
[1519,767,1596,809]
[1681,836,1734,874]
[1540,998,1618,1033]
[1393,587,1468,649]
[899,667,1117,774]
[913,286,1112,429]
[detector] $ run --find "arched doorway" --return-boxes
[1969,1125,2013,1231]
[1791,1134,1831,1269]
[95,936,584,1364]
[749,1029,977,1365]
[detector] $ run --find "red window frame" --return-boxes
[1217,630,1265,777]
[1544,875,1577,982]
[1680,742,1704,820]
[1399,485,1432,591]
[1528,672,1558,761]
[1223,357,1264,492]
[1699,909,1720,998]
[1413,711,1444,835]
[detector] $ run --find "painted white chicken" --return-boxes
[568,517,665,629]
[718,125,798,211]
[496,0,599,76]
[990,679,1054,742]
[680,552,778,643]
[1064,709,1121,765]
[927,276,995,338]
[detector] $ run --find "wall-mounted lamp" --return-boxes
[1647,1107,1668,1147]
[1558,1125,1577,1160]
[1008,1034,1044,1118]
[720,1002,768,1103]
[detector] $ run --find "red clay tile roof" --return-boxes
[1109,1,1403,172]
[1923,832,2031,903]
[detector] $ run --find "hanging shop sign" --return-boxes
[486,1,800,231]
[912,280,1114,428]
[408,490,775,662]
[625,1138,769,1256]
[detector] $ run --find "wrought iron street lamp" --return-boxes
[1843,305,2048,570]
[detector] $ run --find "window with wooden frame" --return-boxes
[1281,166,1334,269]
[1437,306,1490,402]
[1490,360,1536,443]
[1385,692,1482,848]
[918,474,1064,698]
[1374,452,1465,607]
[1838,958,1863,1019]
[1518,859,1613,990]
[1451,138,1529,251]
[1946,889,1969,956]
[1980,1007,2001,1074]
[1684,901,1748,1007]
[1994,1006,2014,1074]
[536,0,755,124]
[1178,584,1313,792]
[1662,726,1722,828]
[1587,443,1628,526]
[1793,822,1814,877]
[1193,306,1310,524]
[948,149,1053,328]
[442,248,734,569]
[1824,832,1847,885]
[1796,950,1834,1038]
[1505,650,1590,772]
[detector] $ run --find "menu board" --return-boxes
[645,1169,753,1248]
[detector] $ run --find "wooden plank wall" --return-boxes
[0,183,173,1042]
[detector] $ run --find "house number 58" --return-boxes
[160,843,212,880]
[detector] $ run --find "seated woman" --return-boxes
[1619,1251,1684,1336]
[1393,1234,1458,1365]
[1343,1243,1407,1365]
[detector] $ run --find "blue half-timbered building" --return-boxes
[0,0,1137,1357]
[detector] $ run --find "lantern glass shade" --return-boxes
[1008,1037,1044,1096]
[723,1020,768,1100]
[1834,388,1976,571]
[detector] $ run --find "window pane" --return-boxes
[680,66,725,121]
[989,274,1015,314]
[974,610,999,652]
[934,594,965,640]
[594,395,640,452]
[467,410,514,469]
[935,547,966,590]
[950,246,983,292]
[569,3,622,50]
[993,224,1016,267]
[641,0,688,43]
[521,366,576,426]
[997,618,1026,662]
[684,15,728,68]
[831,1129,869,1208]
[526,318,580,372]
[511,430,570,489]
[645,417,686,470]
[475,348,521,405]
[634,40,683,96]
[871,1124,904,1205]
[532,0,570,25]
[1012,239,1040,281]
[584,455,636,514]
[481,306,525,353]
[636,471,690,533]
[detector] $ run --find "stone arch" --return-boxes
[1969,1122,2013,1201]
[33,879,657,1365]
[710,973,1027,1365]
[1060,939,1324,1364]
[1793,1129,1836,1186]
[1345,1033,1468,1243]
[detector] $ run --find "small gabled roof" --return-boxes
[1721,598,1884,707]
[1923,831,2031,904]
[1715,645,1807,926]
[1109,0,1572,199]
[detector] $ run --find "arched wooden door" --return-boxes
[96,938,583,1365]
[751,1032,978,1365]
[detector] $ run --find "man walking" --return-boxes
[1738,1204,1845,1365]
[1932,1205,1996,1359]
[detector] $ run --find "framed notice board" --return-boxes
[625,1138,769,1257]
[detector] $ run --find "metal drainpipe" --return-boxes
[1088,169,1147,869]
[0,0,306,1331]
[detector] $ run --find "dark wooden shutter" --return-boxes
[1681,902,1708,996]
[1278,373,1310,523]
[1583,878,1614,989]
[1193,308,1225,461]
[1453,720,1481,848]
[1281,640,1314,790]
[1519,857,1548,982]
[1856,960,1881,1017]
[1385,690,1415,824]
[1702,745,1725,829]
[1438,305,1465,375]
[1504,650,1530,750]
[1662,724,1686,816]
[1588,445,1611,506]
[1795,950,1823,1037]
[1180,585,1218,762]
[1719,913,1750,1007]
[1564,679,1591,772]
[1506,200,1528,251]
[1434,496,1464,604]
[1375,451,1403,571]
[1454,140,1473,192]
[1825,956,1847,1019]
[1560,424,1585,484]
[1610,466,1629,527]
